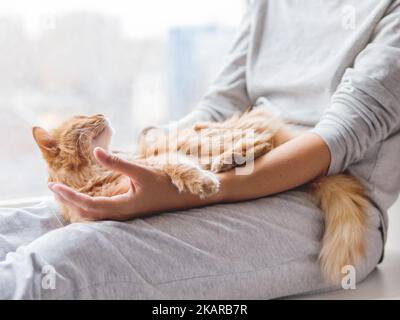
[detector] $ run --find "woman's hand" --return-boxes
[48,148,224,221]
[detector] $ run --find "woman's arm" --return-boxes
[49,133,330,221]
[218,133,330,202]
[311,2,400,175]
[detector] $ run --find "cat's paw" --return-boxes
[172,170,219,199]
[186,170,220,199]
[211,153,245,173]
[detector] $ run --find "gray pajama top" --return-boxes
[172,0,400,241]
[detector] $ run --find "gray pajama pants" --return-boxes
[0,188,383,299]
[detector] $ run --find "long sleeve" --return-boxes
[311,2,400,175]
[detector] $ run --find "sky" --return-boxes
[0,0,245,38]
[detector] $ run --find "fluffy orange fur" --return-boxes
[33,109,367,284]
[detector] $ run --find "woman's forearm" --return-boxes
[217,133,331,202]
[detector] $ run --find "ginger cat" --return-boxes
[33,110,367,284]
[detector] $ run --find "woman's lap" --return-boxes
[0,190,383,299]
[0,200,63,260]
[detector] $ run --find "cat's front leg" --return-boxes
[149,154,220,199]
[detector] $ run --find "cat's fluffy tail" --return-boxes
[311,174,368,284]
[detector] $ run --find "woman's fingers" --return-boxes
[46,149,152,220]
[50,183,94,211]
[52,193,95,221]
[48,181,136,220]
[52,192,84,215]
[93,147,149,179]
[49,183,103,220]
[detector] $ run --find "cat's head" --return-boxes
[32,114,113,180]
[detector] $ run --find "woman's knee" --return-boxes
[0,223,116,299]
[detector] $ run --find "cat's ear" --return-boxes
[32,127,59,155]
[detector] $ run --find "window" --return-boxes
[0,0,244,200]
